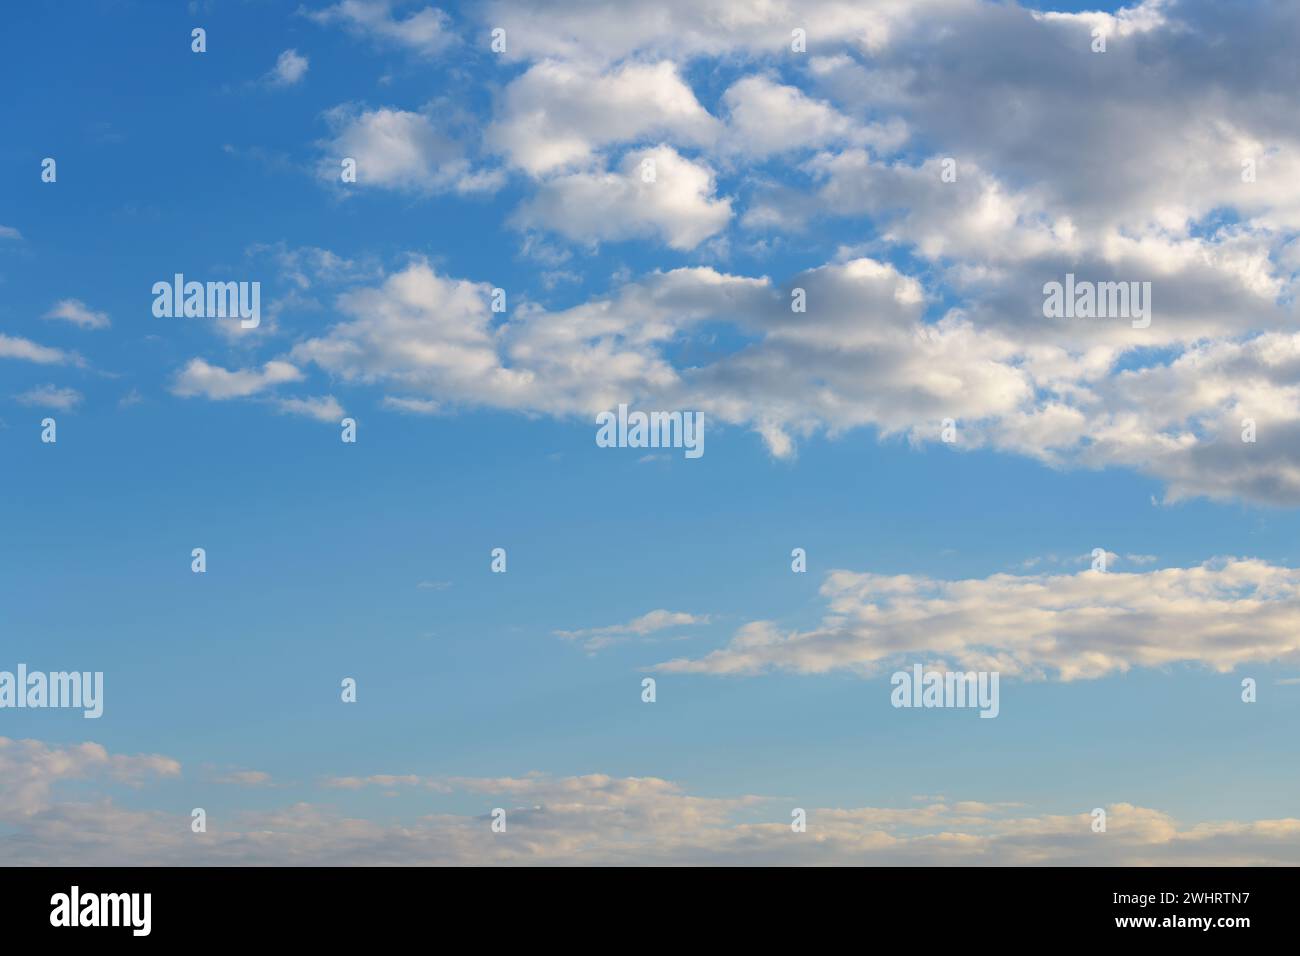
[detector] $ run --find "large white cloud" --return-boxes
[657,557,1300,681]
[721,74,904,158]
[512,146,733,250]
[180,0,1300,503]
[482,0,955,63]
[488,60,719,175]
[178,239,1300,503]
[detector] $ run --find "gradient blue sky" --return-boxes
[2,0,1299,864]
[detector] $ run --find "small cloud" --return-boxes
[0,225,22,240]
[417,580,452,591]
[266,49,309,87]
[305,1,456,56]
[315,105,498,196]
[15,385,82,410]
[44,298,110,330]
[171,358,302,400]
[324,774,450,792]
[277,394,344,422]
[1074,550,1119,567]
[212,769,273,786]
[556,610,710,653]
[0,333,82,366]
[382,396,440,415]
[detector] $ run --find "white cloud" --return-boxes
[267,49,309,86]
[318,105,498,194]
[487,60,719,175]
[2,740,1298,864]
[721,75,905,158]
[276,394,344,421]
[481,0,948,63]
[382,395,440,414]
[512,146,732,250]
[212,770,273,786]
[326,773,447,791]
[203,0,1300,503]
[290,261,513,398]
[555,609,709,652]
[15,385,82,410]
[0,737,179,820]
[658,557,1300,681]
[170,358,303,400]
[306,1,455,55]
[43,298,110,330]
[0,333,81,366]
[250,248,1300,503]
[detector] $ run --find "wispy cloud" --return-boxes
[15,384,82,410]
[43,298,110,330]
[556,609,709,652]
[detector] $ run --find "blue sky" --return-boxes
[2,0,1299,864]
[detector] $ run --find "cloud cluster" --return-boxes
[3,738,1296,864]
[173,0,1300,508]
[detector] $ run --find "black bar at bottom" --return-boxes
[0,866,1286,941]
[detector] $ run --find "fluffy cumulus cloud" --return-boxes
[317,105,500,194]
[487,60,719,175]
[174,0,1300,505]
[2,738,1297,864]
[283,254,1024,447]
[481,0,950,63]
[657,558,1300,681]
[306,1,455,56]
[289,261,523,399]
[720,74,905,158]
[198,232,1300,502]
[512,146,733,249]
